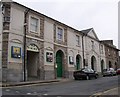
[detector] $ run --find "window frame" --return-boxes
[46,52,53,62]
[76,35,80,46]
[91,40,94,50]
[29,15,40,34]
[56,26,64,42]
[101,45,104,54]
[69,56,74,65]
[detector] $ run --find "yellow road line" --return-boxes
[90,87,118,97]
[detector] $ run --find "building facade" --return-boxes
[118,1,120,67]
[0,1,119,82]
[100,40,119,70]
[81,28,107,73]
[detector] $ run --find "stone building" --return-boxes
[81,28,107,73]
[118,1,120,67]
[0,1,119,82]
[100,40,119,70]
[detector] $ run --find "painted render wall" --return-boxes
[67,29,83,68]
[44,18,55,80]
[100,43,107,69]
[84,35,101,72]
[67,28,83,68]
[6,4,25,82]
[119,1,120,56]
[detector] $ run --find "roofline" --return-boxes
[100,41,120,51]
[2,1,119,49]
[12,1,84,35]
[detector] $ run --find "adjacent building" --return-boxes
[100,40,119,70]
[118,1,120,67]
[0,1,119,82]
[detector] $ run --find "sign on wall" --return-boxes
[11,46,21,58]
[69,56,74,65]
[46,52,53,62]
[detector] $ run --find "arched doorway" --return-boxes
[56,50,64,78]
[109,61,112,68]
[91,56,96,70]
[76,54,81,70]
[101,60,104,73]
[27,44,39,80]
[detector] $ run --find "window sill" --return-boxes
[76,45,81,47]
[29,31,40,35]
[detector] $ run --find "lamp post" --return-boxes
[82,33,85,67]
[23,9,29,81]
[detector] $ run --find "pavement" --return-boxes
[0,78,71,87]
[0,78,119,96]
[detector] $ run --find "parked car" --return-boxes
[103,68,116,77]
[73,68,98,80]
[116,68,120,75]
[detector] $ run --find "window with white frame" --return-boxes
[69,56,74,65]
[76,35,80,46]
[57,27,64,41]
[30,17,39,33]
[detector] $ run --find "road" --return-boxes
[2,76,119,96]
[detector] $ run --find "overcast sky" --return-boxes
[14,0,119,47]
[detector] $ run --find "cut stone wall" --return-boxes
[44,70,55,80]
[6,69,23,82]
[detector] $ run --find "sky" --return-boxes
[14,0,119,47]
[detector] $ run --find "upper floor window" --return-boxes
[101,45,104,54]
[108,49,110,56]
[76,35,80,46]
[57,27,64,41]
[30,17,39,33]
[91,40,94,50]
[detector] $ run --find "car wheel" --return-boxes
[74,77,78,80]
[95,75,97,79]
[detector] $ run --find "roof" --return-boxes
[100,41,120,51]
[80,28,93,34]
[80,28,99,41]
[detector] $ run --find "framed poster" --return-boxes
[46,52,53,62]
[11,46,21,58]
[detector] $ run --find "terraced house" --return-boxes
[0,1,119,82]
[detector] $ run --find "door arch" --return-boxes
[76,54,81,70]
[27,44,39,80]
[56,50,64,78]
[91,56,96,70]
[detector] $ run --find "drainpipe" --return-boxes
[23,9,30,81]
[82,33,85,67]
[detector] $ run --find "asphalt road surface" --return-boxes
[2,76,119,96]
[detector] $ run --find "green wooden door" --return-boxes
[56,51,63,77]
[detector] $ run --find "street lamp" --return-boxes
[23,9,30,81]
